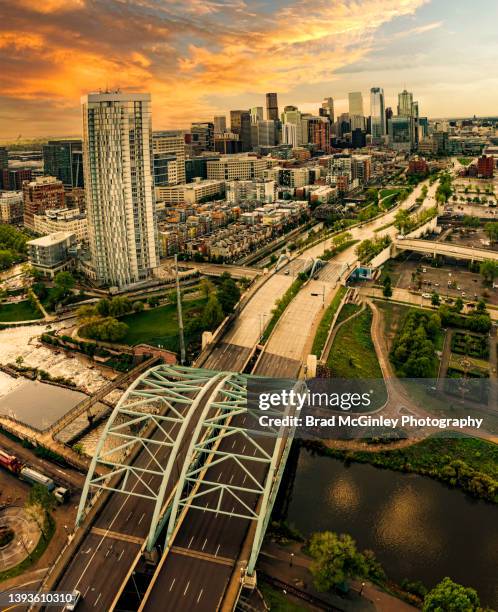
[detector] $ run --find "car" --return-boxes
[422,293,432,299]
[65,591,81,611]
[284,269,290,275]
[461,292,466,297]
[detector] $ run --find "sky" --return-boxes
[0,0,497,140]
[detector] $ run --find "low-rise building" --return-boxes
[27,231,76,277]
[33,208,88,242]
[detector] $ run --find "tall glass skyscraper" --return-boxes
[370,87,385,143]
[348,92,364,116]
[81,92,159,289]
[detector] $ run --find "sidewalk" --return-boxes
[258,541,417,612]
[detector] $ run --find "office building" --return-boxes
[213,115,227,134]
[282,122,299,147]
[23,176,65,230]
[33,208,88,242]
[207,155,269,181]
[351,128,367,149]
[191,122,214,154]
[251,120,278,147]
[321,97,334,123]
[81,91,159,288]
[477,155,494,178]
[0,191,23,224]
[388,116,411,151]
[302,115,330,152]
[349,92,364,116]
[226,179,276,204]
[157,178,225,205]
[214,132,242,155]
[370,87,386,143]
[230,110,252,152]
[153,130,186,193]
[397,90,413,117]
[250,107,264,124]
[0,147,7,188]
[266,93,279,121]
[42,140,84,188]
[281,106,302,144]
[2,168,32,191]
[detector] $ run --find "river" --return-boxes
[285,446,498,608]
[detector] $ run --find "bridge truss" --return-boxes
[76,364,303,571]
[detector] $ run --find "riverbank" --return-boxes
[305,434,498,504]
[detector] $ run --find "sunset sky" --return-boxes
[0,0,497,140]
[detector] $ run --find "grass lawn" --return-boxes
[0,300,42,322]
[457,157,473,166]
[311,286,347,357]
[335,302,361,325]
[259,583,308,612]
[119,298,207,350]
[327,306,383,379]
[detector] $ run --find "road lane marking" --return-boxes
[94,593,101,607]
[183,581,190,596]
[215,544,220,557]
[138,512,146,525]
[201,538,207,551]
[169,578,176,592]
[196,589,204,604]
[118,550,124,561]
[188,536,194,549]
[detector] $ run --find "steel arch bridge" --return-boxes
[76,364,302,575]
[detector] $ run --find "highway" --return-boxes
[54,373,223,612]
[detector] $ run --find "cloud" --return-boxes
[0,0,428,137]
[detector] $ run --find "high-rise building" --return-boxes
[214,132,242,155]
[385,107,393,126]
[153,130,187,198]
[281,106,302,144]
[302,115,330,152]
[282,123,298,147]
[2,168,32,191]
[348,92,364,116]
[265,93,279,121]
[351,128,367,149]
[23,176,65,230]
[370,87,385,143]
[0,191,23,224]
[388,117,411,151]
[250,107,264,124]
[213,115,226,134]
[191,122,214,153]
[321,97,334,123]
[81,92,158,288]
[230,110,252,152]
[0,147,8,189]
[397,90,414,117]
[42,140,84,188]
[251,120,278,147]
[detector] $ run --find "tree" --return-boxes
[109,296,132,317]
[96,298,111,317]
[77,304,97,321]
[201,294,224,330]
[484,222,498,244]
[423,577,480,612]
[394,209,412,234]
[54,271,75,295]
[431,292,440,306]
[308,532,368,592]
[475,299,487,314]
[479,260,498,285]
[25,484,55,540]
[453,297,464,313]
[382,275,392,298]
[132,300,144,313]
[217,273,241,315]
[147,295,159,307]
[200,278,215,298]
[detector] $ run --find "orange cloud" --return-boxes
[0,0,428,136]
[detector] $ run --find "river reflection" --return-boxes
[286,447,498,607]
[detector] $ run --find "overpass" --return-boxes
[393,238,498,262]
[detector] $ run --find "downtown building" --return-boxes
[370,87,386,144]
[42,140,84,188]
[22,176,65,230]
[81,91,159,289]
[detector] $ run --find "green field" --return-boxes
[119,298,207,349]
[327,306,383,379]
[0,300,42,322]
[311,286,347,356]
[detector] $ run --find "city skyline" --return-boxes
[0,0,498,139]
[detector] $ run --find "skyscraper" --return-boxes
[265,93,279,121]
[397,90,413,117]
[42,140,84,188]
[370,87,385,143]
[190,122,214,153]
[230,110,252,151]
[213,115,226,134]
[250,106,264,124]
[81,92,158,288]
[348,92,364,116]
[153,130,186,196]
[321,97,334,123]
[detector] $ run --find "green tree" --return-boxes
[199,278,215,298]
[394,209,412,234]
[382,275,392,298]
[431,292,440,306]
[423,577,480,612]
[453,297,464,313]
[479,260,498,285]
[201,294,224,330]
[309,532,368,592]
[109,296,133,317]
[484,222,498,244]
[25,484,55,540]
[132,300,144,313]
[217,273,241,315]
[77,304,97,321]
[54,271,75,295]
[96,297,111,317]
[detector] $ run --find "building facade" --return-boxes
[42,140,84,188]
[370,87,385,143]
[22,176,65,230]
[81,91,159,288]
[0,191,23,224]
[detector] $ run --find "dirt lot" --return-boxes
[443,226,495,250]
